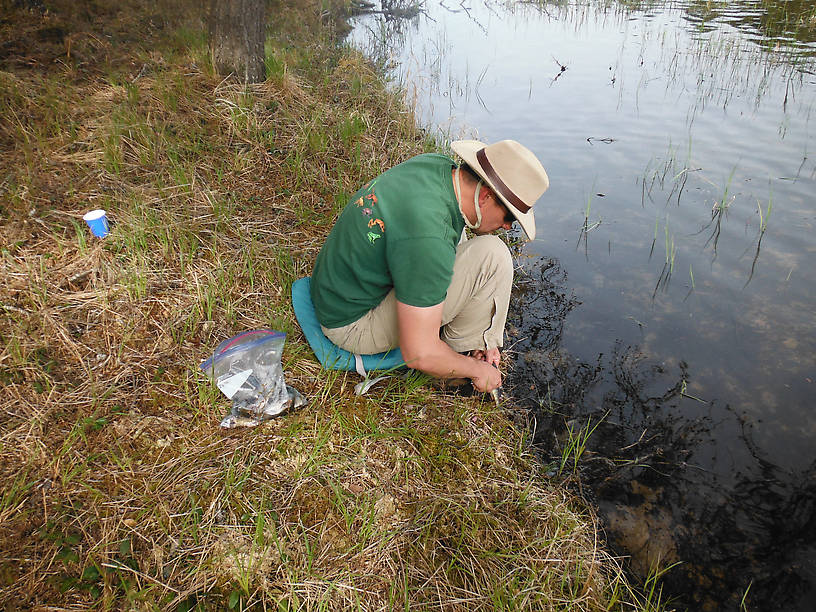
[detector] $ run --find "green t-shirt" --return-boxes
[311,153,465,328]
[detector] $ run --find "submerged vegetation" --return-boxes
[0,0,673,609]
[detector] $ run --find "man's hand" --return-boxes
[396,301,502,392]
[469,358,502,392]
[470,347,501,368]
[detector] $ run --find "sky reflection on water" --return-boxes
[350,1,815,608]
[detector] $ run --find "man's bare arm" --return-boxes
[396,300,501,393]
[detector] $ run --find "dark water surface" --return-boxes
[350,1,816,609]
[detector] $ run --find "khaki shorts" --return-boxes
[321,234,513,355]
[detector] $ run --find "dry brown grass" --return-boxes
[0,0,658,609]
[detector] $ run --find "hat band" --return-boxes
[476,148,531,214]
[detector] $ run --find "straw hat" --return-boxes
[451,139,549,240]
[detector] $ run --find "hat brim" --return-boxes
[451,139,537,241]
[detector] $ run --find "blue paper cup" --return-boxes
[83,209,109,238]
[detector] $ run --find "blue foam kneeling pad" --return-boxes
[291,277,405,372]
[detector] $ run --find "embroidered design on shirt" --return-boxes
[357,184,382,246]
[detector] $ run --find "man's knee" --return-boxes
[458,234,512,275]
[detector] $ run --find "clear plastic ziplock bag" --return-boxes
[200,329,305,429]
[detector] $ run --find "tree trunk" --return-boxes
[209,0,266,83]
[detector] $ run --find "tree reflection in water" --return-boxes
[506,254,816,611]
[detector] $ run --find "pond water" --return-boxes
[349,1,816,609]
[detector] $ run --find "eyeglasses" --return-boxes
[493,193,515,224]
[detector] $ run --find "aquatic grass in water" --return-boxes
[641,559,682,611]
[557,413,607,477]
[744,191,774,286]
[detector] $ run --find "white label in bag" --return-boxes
[217,369,253,399]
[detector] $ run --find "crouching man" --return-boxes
[310,139,549,393]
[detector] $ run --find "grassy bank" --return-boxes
[1,0,665,609]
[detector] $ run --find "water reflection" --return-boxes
[505,255,816,610]
[681,0,816,49]
[534,0,816,51]
[353,0,816,122]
